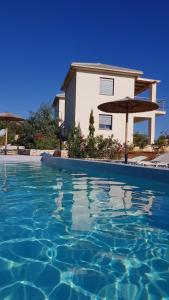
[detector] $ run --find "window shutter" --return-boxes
[100,78,114,96]
[99,115,112,125]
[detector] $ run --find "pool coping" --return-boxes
[0,155,42,162]
[42,154,169,184]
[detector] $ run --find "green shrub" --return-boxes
[0,121,21,146]
[155,134,169,147]
[133,132,148,149]
[95,135,124,159]
[34,136,59,150]
[16,103,59,149]
[86,136,97,158]
[66,125,87,158]
[66,110,125,160]
[152,133,169,153]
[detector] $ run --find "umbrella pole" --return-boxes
[4,126,8,155]
[124,111,128,164]
[4,120,9,155]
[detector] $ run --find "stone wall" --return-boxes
[133,145,169,153]
[18,149,55,156]
[18,149,68,157]
[53,150,68,158]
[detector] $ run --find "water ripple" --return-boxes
[0,162,169,299]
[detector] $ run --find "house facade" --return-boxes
[53,63,165,144]
[52,93,65,126]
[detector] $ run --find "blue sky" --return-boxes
[0,0,168,137]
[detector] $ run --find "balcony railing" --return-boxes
[134,97,166,111]
[157,100,166,111]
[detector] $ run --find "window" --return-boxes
[99,114,112,130]
[100,78,114,96]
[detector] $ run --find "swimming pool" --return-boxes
[0,161,169,299]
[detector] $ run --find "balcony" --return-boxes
[157,100,166,111]
[134,97,166,114]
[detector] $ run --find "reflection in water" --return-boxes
[53,174,155,232]
[0,163,169,299]
[1,161,7,192]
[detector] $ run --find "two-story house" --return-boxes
[53,93,65,126]
[53,62,165,144]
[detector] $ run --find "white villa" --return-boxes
[53,93,65,126]
[53,62,165,144]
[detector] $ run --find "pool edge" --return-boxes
[42,154,169,184]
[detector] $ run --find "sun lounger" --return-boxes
[128,156,147,165]
[139,160,169,168]
[151,152,169,163]
[0,145,25,155]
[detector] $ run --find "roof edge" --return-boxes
[136,77,161,83]
[71,62,143,75]
[61,63,143,91]
[52,93,65,107]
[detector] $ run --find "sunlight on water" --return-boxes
[0,162,169,299]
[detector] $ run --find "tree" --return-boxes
[88,110,95,137]
[16,103,59,149]
[86,110,97,157]
[152,133,169,153]
[0,121,21,146]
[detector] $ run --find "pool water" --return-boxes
[0,162,169,300]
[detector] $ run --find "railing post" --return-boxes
[149,83,156,102]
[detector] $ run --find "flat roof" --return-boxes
[60,62,160,94]
[61,62,144,91]
[135,78,160,95]
[52,93,65,107]
[71,62,143,74]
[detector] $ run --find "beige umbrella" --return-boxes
[0,112,24,155]
[98,97,159,164]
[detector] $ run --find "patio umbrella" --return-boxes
[98,97,159,164]
[0,112,24,155]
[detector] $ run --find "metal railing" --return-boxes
[157,100,166,111]
[134,97,166,111]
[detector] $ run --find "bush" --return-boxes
[0,121,21,146]
[66,110,125,160]
[155,133,169,147]
[66,129,124,160]
[152,133,169,153]
[34,137,59,150]
[16,103,59,149]
[86,136,97,158]
[133,132,148,149]
[95,135,124,159]
[66,125,87,158]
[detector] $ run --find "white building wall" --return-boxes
[75,71,135,142]
[64,74,76,133]
[59,99,65,123]
[54,99,65,124]
[64,71,158,143]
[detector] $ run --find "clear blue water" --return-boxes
[0,162,169,300]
